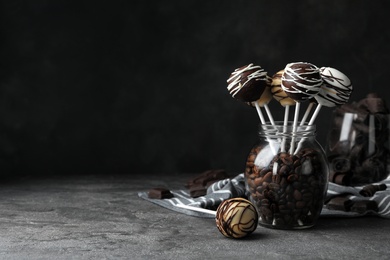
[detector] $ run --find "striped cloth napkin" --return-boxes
[138,174,390,219]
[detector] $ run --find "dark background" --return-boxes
[0,0,389,177]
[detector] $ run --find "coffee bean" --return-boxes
[261,206,272,217]
[247,178,254,188]
[272,174,281,184]
[261,199,269,206]
[292,181,302,189]
[280,177,287,188]
[268,183,280,191]
[293,190,302,201]
[260,167,270,176]
[281,156,293,165]
[302,192,313,202]
[263,171,272,182]
[285,184,293,194]
[295,165,302,175]
[267,190,279,202]
[254,177,263,186]
[287,201,295,209]
[279,165,288,175]
[296,201,306,209]
[287,174,298,182]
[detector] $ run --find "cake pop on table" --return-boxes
[215,198,258,239]
[175,198,259,239]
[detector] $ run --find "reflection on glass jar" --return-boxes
[245,122,329,230]
[326,108,390,185]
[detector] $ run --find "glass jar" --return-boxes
[326,111,390,185]
[245,122,329,229]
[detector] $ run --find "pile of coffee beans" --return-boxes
[245,146,327,228]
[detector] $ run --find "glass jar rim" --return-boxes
[258,121,316,138]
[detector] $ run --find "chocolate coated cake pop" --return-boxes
[281,62,322,102]
[227,64,270,102]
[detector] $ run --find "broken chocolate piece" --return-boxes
[148,188,173,199]
[189,183,207,198]
[350,200,378,214]
[330,172,351,186]
[359,183,387,197]
[326,195,354,212]
[185,169,228,189]
[185,169,229,198]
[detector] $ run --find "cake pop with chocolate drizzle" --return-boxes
[227,64,274,124]
[308,66,353,125]
[281,62,323,154]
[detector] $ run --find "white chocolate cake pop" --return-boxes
[216,198,258,239]
[227,64,270,102]
[271,70,296,106]
[281,62,322,102]
[315,67,353,107]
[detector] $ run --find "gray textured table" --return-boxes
[0,173,389,259]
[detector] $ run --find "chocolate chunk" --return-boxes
[185,169,228,189]
[331,172,351,186]
[148,188,173,199]
[350,200,378,214]
[189,183,207,198]
[359,183,387,197]
[326,195,353,212]
[358,96,389,114]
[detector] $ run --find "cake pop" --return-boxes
[281,62,322,153]
[281,62,323,102]
[271,70,296,152]
[247,76,275,125]
[215,198,258,239]
[227,63,269,102]
[271,70,296,106]
[308,66,353,125]
[227,64,274,124]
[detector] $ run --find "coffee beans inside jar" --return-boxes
[245,123,329,229]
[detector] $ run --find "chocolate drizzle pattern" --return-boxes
[315,67,353,107]
[271,70,296,106]
[216,198,258,238]
[227,63,269,102]
[281,62,322,102]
